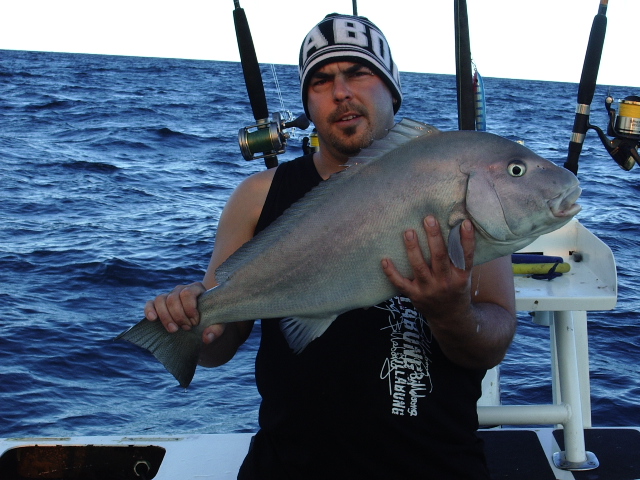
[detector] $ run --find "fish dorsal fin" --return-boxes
[215,119,439,285]
[344,118,440,167]
[280,315,338,353]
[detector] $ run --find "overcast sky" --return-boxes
[1,0,638,87]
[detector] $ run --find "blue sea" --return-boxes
[0,49,638,438]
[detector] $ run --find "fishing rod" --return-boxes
[564,0,608,174]
[563,0,639,174]
[454,0,475,131]
[232,0,309,168]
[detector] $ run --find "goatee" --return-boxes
[326,104,374,156]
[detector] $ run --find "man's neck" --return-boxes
[312,150,349,180]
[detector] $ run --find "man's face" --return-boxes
[306,62,396,159]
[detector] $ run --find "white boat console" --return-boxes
[478,218,618,472]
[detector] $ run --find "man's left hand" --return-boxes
[381,215,475,320]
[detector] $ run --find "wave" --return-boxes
[24,99,81,111]
[62,160,120,173]
[157,126,186,137]
[87,136,154,151]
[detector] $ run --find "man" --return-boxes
[145,13,516,479]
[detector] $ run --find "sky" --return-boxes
[1,0,638,87]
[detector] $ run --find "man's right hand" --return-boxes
[144,282,206,333]
[144,282,227,345]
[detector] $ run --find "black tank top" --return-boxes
[239,154,490,480]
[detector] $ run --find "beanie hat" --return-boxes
[299,13,402,120]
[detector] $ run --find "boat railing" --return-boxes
[477,218,618,471]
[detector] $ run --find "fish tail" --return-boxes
[116,319,201,388]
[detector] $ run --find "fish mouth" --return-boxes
[548,185,582,217]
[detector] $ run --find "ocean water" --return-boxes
[0,50,638,438]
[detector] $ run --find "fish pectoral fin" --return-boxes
[280,315,338,354]
[447,223,466,270]
[116,319,201,388]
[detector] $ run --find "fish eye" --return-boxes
[507,160,527,177]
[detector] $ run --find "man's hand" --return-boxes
[381,215,475,318]
[381,215,516,369]
[144,282,224,344]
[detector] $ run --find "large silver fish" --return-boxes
[118,119,581,387]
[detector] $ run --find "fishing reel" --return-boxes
[238,111,310,162]
[590,95,640,171]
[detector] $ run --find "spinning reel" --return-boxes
[591,95,640,171]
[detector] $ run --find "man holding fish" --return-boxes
[134,13,581,479]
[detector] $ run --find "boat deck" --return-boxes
[480,427,640,480]
[1,428,640,479]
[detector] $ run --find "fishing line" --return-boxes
[270,64,286,114]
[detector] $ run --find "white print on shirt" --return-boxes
[377,296,433,416]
